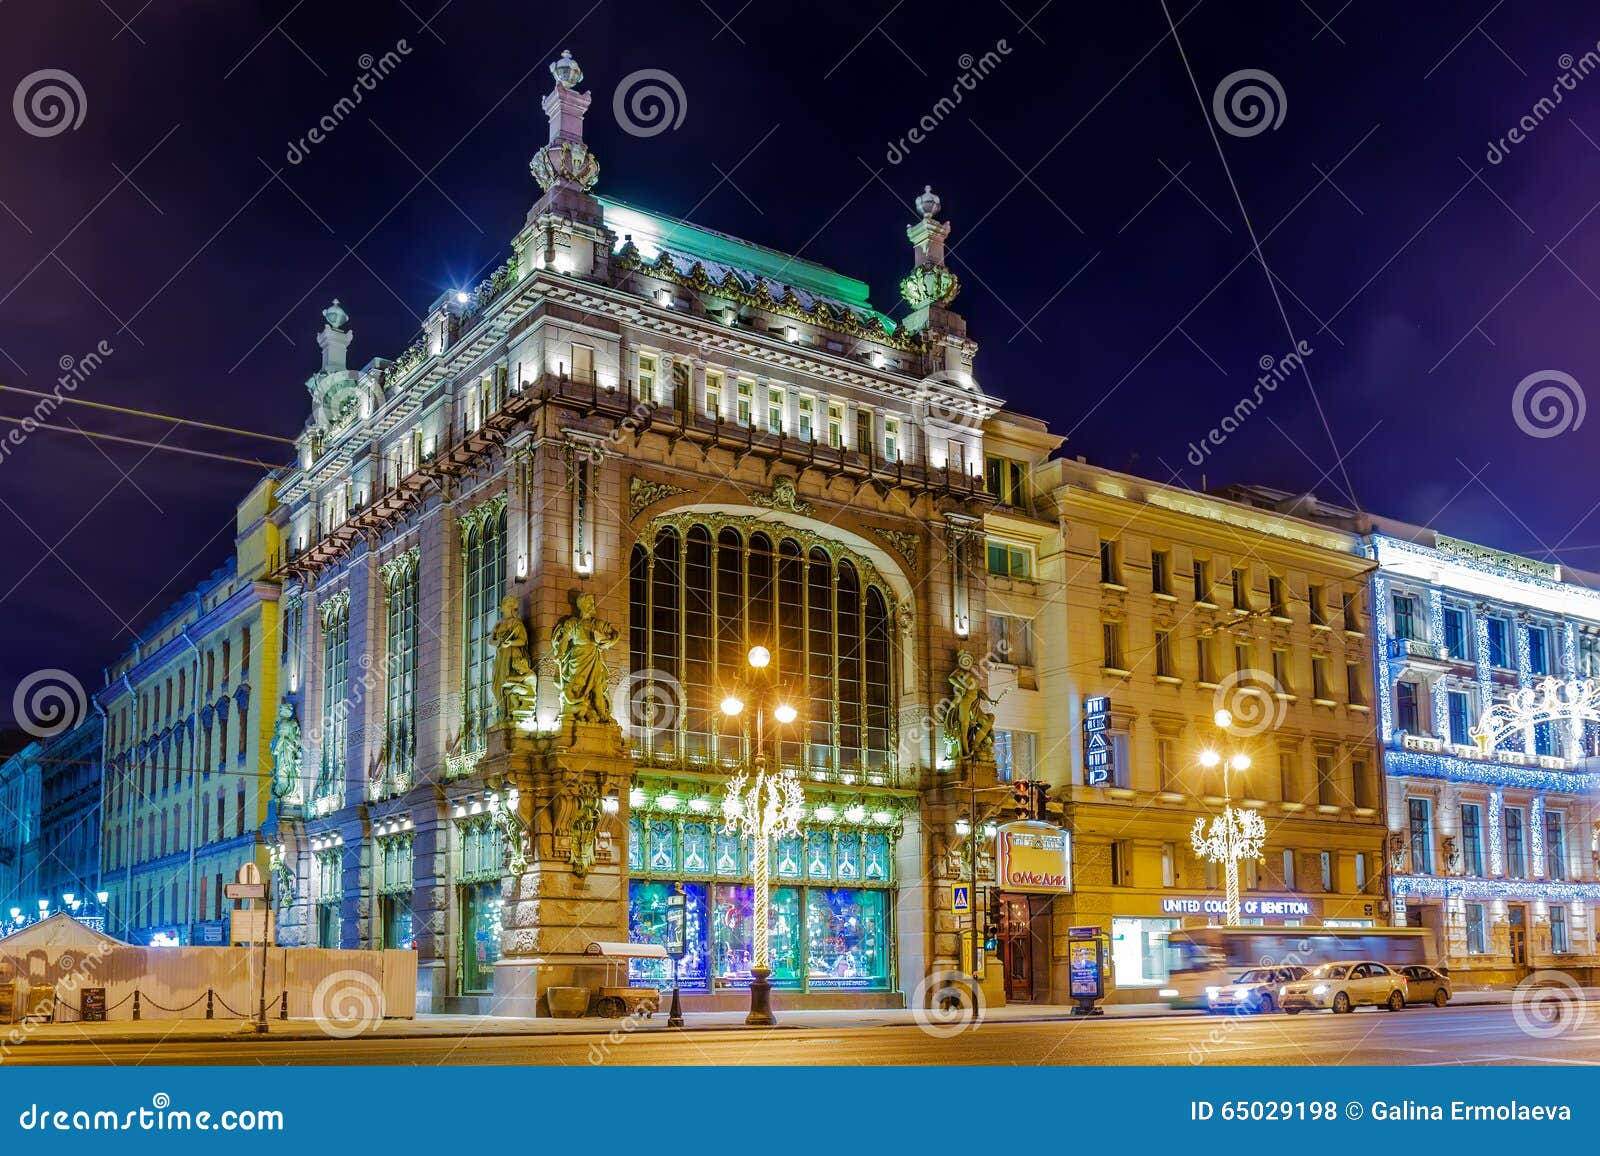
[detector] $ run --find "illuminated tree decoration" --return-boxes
[1470,677,1600,753]
[1190,805,1267,927]
[720,764,805,973]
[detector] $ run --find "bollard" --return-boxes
[205,989,214,1020]
[132,990,141,1021]
[280,990,288,1020]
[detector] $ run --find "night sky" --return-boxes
[3,0,1599,723]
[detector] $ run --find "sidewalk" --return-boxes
[0,987,1560,1047]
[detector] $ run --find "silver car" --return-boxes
[1279,960,1408,1014]
[1399,964,1452,1007]
[1207,966,1309,1014]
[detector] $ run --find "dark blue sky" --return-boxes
[2,0,1599,720]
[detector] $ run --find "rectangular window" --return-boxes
[1447,691,1471,746]
[827,403,845,449]
[986,539,1033,580]
[1392,593,1418,640]
[1346,662,1365,707]
[705,370,723,419]
[1196,636,1217,684]
[1231,567,1249,611]
[1309,656,1329,700]
[797,396,815,441]
[571,342,594,384]
[1233,640,1252,675]
[1320,850,1332,892]
[1103,622,1125,671]
[1486,617,1510,668]
[1552,904,1570,953]
[318,597,350,805]
[1527,626,1550,675]
[383,557,419,794]
[1161,842,1176,888]
[1269,576,1288,617]
[735,379,753,427]
[1396,681,1420,733]
[1355,852,1368,891]
[1151,550,1171,595]
[638,351,658,403]
[1273,648,1292,694]
[1109,732,1130,789]
[1461,803,1484,875]
[1443,607,1468,660]
[1316,754,1336,807]
[1341,588,1362,632]
[1408,797,1433,874]
[993,730,1036,784]
[1309,585,1326,627]
[1503,806,1526,878]
[1278,751,1297,801]
[855,409,872,454]
[1157,737,1177,791]
[1546,809,1567,880]
[1193,560,1212,603]
[1466,903,1487,953]
[1154,629,1176,678]
[946,438,966,476]
[987,613,1035,667]
[766,386,785,434]
[1099,539,1121,585]
[1281,849,1296,889]
[1110,841,1132,887]
[882,417,900,462]
[985,455,1028,507]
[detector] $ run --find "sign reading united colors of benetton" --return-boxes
[995,820,1073,894]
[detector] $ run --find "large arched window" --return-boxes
[629,515,898,779]
[459,496,507,758]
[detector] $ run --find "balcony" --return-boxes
[1388,636,1452,672]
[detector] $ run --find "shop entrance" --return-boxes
[1508,904,1528,966]
[998,894,1050,1002]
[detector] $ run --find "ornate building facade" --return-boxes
[1227,488,1600,983]
[267,53,1004,1012]
[96,477,281,945]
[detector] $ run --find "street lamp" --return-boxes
[719,644,805,1026]
[1190,712,1266,927]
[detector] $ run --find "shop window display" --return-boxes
[805,888,887,988]
[628,881,709,989]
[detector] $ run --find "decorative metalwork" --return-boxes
[316,588,350,629]
[1433,533,1558,580]
[379,547,420,591]
[456,492,508,541]
[871,526,920,567]
[1471,677,1600,753]
[629,475,693,520]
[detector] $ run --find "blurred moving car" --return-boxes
[1398,964,1452,1007]
[1279,960,1408,1014]
[1206,966,1309,1014]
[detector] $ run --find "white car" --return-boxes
[1206,966,1309,1014]
[1279,960,1408,1014]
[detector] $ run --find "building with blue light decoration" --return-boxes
[1224,487,1600,983]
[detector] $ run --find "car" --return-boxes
[1278,960,1408,1014]
[1206,966,1309,1014]
[1399,964,1452,1007]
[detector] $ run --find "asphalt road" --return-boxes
[9,1002,1600,1065]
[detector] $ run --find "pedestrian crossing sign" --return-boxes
[951,884,971,913]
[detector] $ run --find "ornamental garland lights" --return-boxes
[720,764,806,973]
[1389,874,1600,901]
[1470,677,1600,753]
[1190,806,1267,927]
[1385,749,1600,793]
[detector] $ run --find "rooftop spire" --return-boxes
[900,185,960,315]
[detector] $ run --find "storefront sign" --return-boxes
[1083,696,1110,786]
[995,821,1072,894]
[1158,895,1312,918]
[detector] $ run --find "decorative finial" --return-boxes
[551,50,583,90]
[915,185,941,221]
[322,299,350,331]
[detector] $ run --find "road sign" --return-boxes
[236,862,262,887]
[224,882,266,900]
[951,883,971,914]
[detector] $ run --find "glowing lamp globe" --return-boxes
[721,694,744,717]
[773,703,798,724]
[1213,708,1233,729]
[747,645,771,669]
[1199,749,1221,768]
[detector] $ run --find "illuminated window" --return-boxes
[766,385,785,434]
[827,403,845,448]
[638,351,658,403]
[797,396,815,441]
[459,500,507,758]
[735,379,753,427]
[383,554,419,794]
[317,596,349,805]
[987,613,1035,667]
[704,371,723,419]
[882,417,900,462]
[1461,803,1484,875]
[985,539,1033,580]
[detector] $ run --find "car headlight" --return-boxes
[1312,984,1328,996]
[1206,987,1219,997]
[1159,989,1179,998]
[1233,987,1249,996]
[1278,986,1287,998]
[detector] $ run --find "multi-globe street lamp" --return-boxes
[718,644,805,1026]
[1190,708,1267,927]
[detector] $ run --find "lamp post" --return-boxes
[719,645,805,1026]
[1190,709,1267,927]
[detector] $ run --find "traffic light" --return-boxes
[1011,780,1033,815]
[1029,781,1050,821]
[982,907,1000,954]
